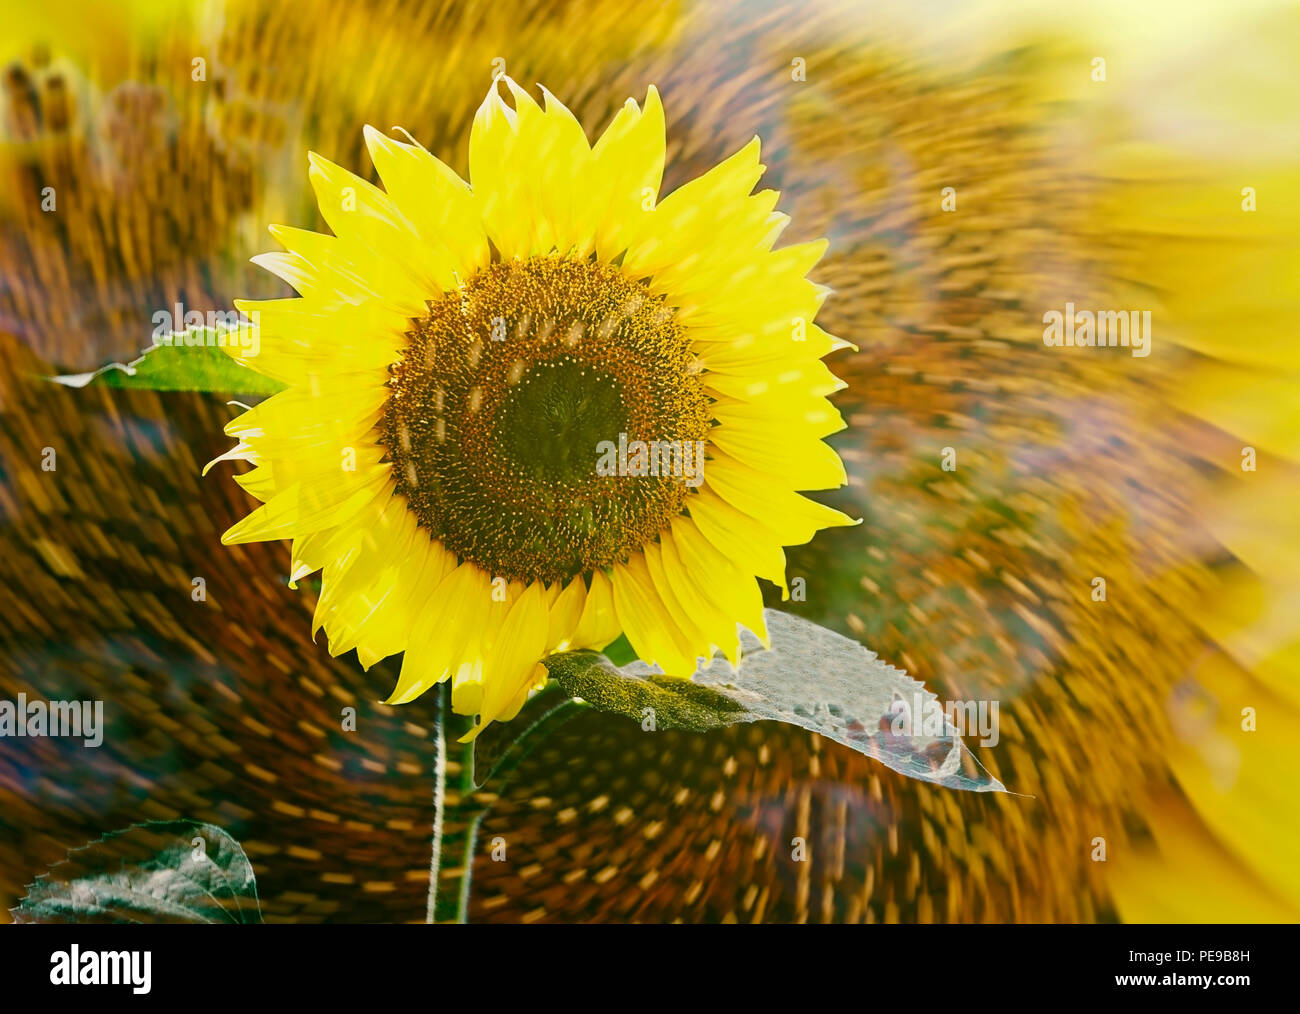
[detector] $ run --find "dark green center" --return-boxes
[494,357,628,487]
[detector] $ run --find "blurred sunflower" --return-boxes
[2,0,1298,925]
[215,77,854,731]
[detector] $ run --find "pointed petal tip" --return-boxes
[264,223,294,246]
[457,721,486,745]
[382,685,418,707]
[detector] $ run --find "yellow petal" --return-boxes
[610,555,699,675]
[589,86,665,261]
[687,486,789,596]
[622,137,766,283]
[703,358,845,403]
[476,581,550,729]
[657,526,745,662]
[361,124,488,284]
[221,471,388,545]
[305,151,442,315]
[669,516,767,660]
[497,78,593,256]
[387,562,491,705]
[571,568,620,650]
[642,540,714,662]
[468,78,529,258]
[546,575,587,652]
[704,451,858,546]
[708,425,846,491]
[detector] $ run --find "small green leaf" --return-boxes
[469,683,586,791]
[11,820,263,924]
[49,327,285,396]
[543,609,1008,794]
[600,633,638,666]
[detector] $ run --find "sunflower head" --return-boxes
[218,75,856,732]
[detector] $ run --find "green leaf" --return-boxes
[600,633,638,666]
[543,609,1009,794]
[11,820,263,924]
[49,327,286,396]
[468,682,587,791]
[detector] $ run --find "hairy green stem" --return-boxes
[455,810,486,923]
[425,681,447,924]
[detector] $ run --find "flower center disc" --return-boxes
[381,255,710,585]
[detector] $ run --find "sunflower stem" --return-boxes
[455,809,485,924]
[425,681,448,924]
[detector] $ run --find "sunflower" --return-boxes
[215,75,855,733]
